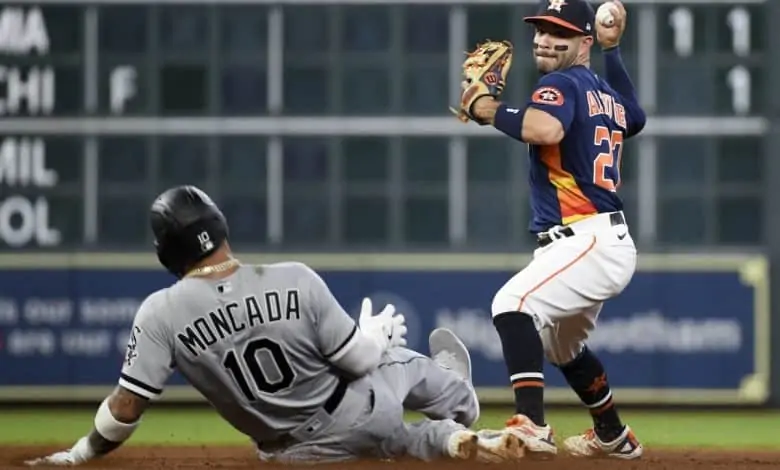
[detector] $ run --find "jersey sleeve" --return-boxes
[526,73,578,133]
[299,264,359,362]
[603,46,647,138]
[118,292,175,400]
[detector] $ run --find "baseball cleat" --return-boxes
[474,429,526,462]
[429,327,472,382]
[503,414,558,457]
[446,430,479,460]
[563,425,643,459]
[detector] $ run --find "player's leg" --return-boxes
[377,329,479,427]
[489,235,598,455]
[380,418,524,463]
[256,442,358,465]
[489,232,635,456]
[365,334,524,462]
[333,371,521,463]
[545,305,643,459]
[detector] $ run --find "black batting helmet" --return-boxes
[149,185,229,278]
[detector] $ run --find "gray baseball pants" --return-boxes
[257,347,479,463]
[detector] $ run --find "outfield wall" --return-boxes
[0,252,771,406]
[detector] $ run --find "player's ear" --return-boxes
[580,35,594,53]
[582,35,594,47]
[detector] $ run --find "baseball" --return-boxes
[596,2,617,27]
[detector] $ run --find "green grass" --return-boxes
[1,407,778,450]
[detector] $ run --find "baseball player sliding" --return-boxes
[25,185,523,466]
[452,0,646,460]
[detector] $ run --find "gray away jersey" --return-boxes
[119,262,358,441]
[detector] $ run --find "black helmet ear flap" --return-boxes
[155,242,183,278]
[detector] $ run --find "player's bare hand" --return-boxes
[25,437,94,466]
[595,0,626,49]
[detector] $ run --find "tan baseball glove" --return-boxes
[450,39,514,124]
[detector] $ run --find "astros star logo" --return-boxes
[531,86,564,106]
[548,0,567,12]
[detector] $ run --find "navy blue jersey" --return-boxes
[525,65,643,233]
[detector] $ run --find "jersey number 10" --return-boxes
[223,338,296,401]
[593,126,624,192]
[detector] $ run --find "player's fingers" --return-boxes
[391,317,406,341]
[380,304,396,318]
[24,455,64,467]
[359,297,373,319]
[612,1,627,24]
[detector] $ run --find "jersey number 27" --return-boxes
[593,126,624,192]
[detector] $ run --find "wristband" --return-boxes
[94,397,139,443]
[492,103,526,142]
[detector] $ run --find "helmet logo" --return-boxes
[197,231,214,252]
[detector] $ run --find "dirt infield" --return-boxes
[2,445,780,470]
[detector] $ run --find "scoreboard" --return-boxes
[0,0,773,250]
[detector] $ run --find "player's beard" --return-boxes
[533,40,580,74]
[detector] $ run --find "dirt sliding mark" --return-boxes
[2,446,780,470]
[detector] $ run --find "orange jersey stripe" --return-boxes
[540,145,598,224]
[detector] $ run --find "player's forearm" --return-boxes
[603,47,638,104]
[472,98,563,145]
[331,331,383,377]
[470,98,502,125]
[85,388,145,458]
[58,395,140,464]
[86,428,124,457]
[478,103,563,145]
[603,47,647,136]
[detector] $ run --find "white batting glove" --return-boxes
[25,436,95,466]
[358,298,407,351]
[388,312,407,348]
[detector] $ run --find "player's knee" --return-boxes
[459,406,479,428]
[542,339,583,366]
[490,287,520,318]
[491,290,539,326]
[456,387,480,427]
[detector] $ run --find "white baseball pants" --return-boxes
[491,211,637,365]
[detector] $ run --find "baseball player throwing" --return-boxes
[25,185,523,466]
[452,0,646,460]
